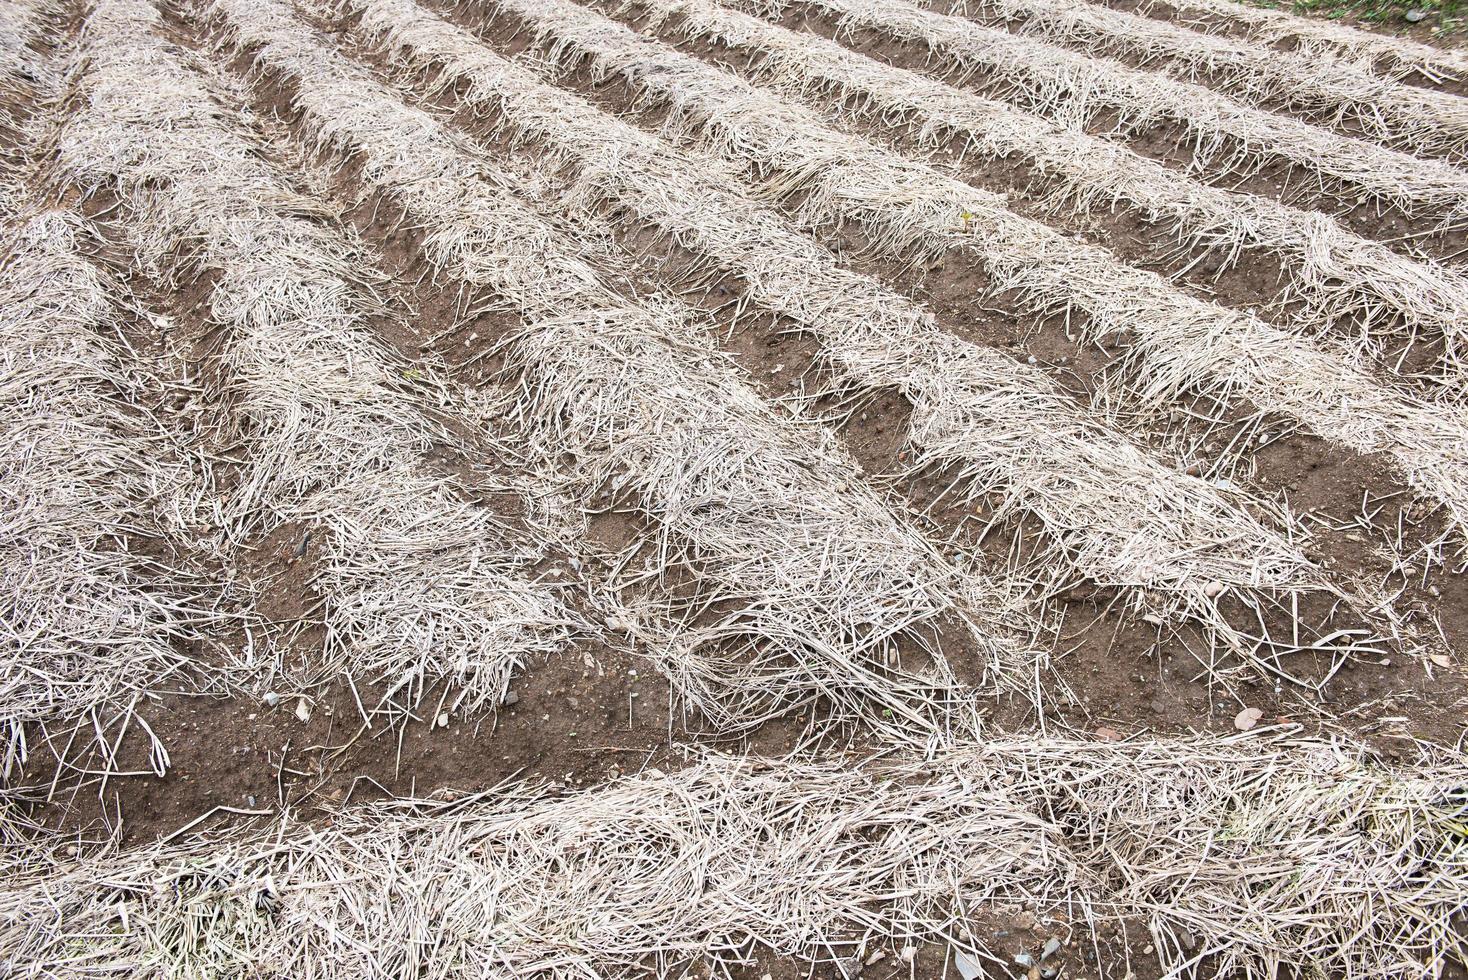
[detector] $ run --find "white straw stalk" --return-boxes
[4,735,1463,979]
[0,211,220,777]
[640,0,1468,372]
[943,0,1468,158]
[745,0,1468,221]
[342,0,1387,684]
[477,0,1468,539]
[1152,0,1468,82]
[212,0,1049,739]
[58,0,579,713]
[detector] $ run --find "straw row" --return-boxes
[0,210,216,778]
[341,0,1378,685]
[738,0,1468,221]
[57,0,578,715]
[211,0,1026,739]
[632,0,1468,370]
[943,0,1468,158]
[3,735,1463,979]
[480,0,1468,538]
[0,0,54,172]
[1150,0,1468,82]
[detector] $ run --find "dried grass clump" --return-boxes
[642,0,1468,373]
[212,0,1027,739]
[1155,0,1468,82]
[947,0,1468,158]
[959,735,1468,979]
[344,0,1378,687]
[0,0,56,168]
[0,211,217,777]
[755,0,1468,220]
[3,736,1463,979]
[485,0,1468,540]
[0,755,1077,978]
[56,0,578,710]
[306,469,577,716]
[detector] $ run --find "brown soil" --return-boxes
[6,0,1468,977]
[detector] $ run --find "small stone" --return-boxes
[1041,937,1062,960]
[437,712,450,728]
[1233,706,1263,731]
[1014,952,1036,968]
[1026,355,1038,365]
[1380,657,1393,667]
[503,691,520,706]
[1406,7,1428,20]
[899,946,918,964]
[1202,581,1225,598]
[1429,653,1451,668]
[1094,726,1123,742]
[295,698,312,723]
[1016,910,1037,930]
[263,691,281,707]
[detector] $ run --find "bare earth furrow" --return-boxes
[739,0,1468,221]
[338,0,1391,684]
[4,738,1464,980]
[0,210,220,777]
[632,0,1468,373]
[474,0,1468,543]
[210,0,1030,739]
[942,0,1468,158]
[58,0,579,716]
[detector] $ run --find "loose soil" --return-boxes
[5,0,1467,976]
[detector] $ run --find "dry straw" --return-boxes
[944,0,1468,158]
[2,735,1463,979]
[0,211,219,778]
[212,0,1026,740]
[478,0,1468,541]
[643,0,1468,373]
[346,0,1382,686]
[754,0,1468,221]
[1151,0,1468,82]
[58,0,579,716]
[0,0,56,170]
